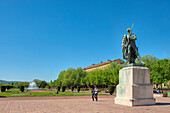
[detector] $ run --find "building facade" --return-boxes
[84,59,125,72]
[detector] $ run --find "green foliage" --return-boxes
[151,58,170,85]
[1,86,6,92]
[108,85,115,95]
[49,80,55,88]
[112,66,123,85]
[136,55,158,70]
[53,62,123,89]
[86,62,123,86]
[55,67,86,88]
[20,86,25,92]
[14,82,29,88]
[0,83,2,87]
[166,81,170,89]
[55,79,62,87]
[39,81,47,88]
[6,85,11,90]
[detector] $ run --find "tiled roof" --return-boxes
[84,59,125,70]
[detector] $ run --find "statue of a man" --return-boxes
[122,25,144,65]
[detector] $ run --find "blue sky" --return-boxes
[0,0,170,82]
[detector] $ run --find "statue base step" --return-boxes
[115,97,155,106]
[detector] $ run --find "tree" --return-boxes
[77,86,81,92]
[13,82,19,88]
[108,85,116,95]
[1,86,6,92]
[112,66,123,85]
[88,70,96,86]
[55,79,62,87]
[69,69,78,87]
[151,59,170,88]
[71,86,74,91]
[39,81,47,88]
[62,86,66,92]
[95,70,103,86]
[136,55,158,71]
[85,74,90,87]
[54,61,123,88]
[20,86,25,92]
[76,67,86,86]
[105,62,123,85]
[49,80,55,88]
[6,85,11,90]
[62,71,71,87]
[33,79,42,88]
[13,82,29,88]
[102,69,112,86]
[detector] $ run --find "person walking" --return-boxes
[91,87,95,101]
[94,85,98,101]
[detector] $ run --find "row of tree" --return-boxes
[0,80,48,89]
[49,62,123,88]
[49,55,170,89]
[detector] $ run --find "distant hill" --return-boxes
[0,80,20,84]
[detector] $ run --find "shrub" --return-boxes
[57,86,61,91]
[80,88,85,91]
[80,88,89,91]
[48,86,51,89]
[108,85,115,95]
[163,92,167,97]
[77,86,81,92]
[71,86,74,92]
[1,86,6,92]
[62,86,66,92]
[20,86,25,92]
[6,86,11,90]
[163,92,167,94]
[166,81,170,89]
[168,92,170,97]
[84,88,89,91]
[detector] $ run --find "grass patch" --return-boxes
[0,90,109,97]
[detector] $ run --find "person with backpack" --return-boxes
[91,87,95,101]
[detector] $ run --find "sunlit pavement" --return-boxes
[0,95,170,113]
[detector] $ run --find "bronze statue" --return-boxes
[122,25,144,65]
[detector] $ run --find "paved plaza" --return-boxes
[0,95,170,113]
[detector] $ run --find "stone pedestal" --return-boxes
[115,66,155,106]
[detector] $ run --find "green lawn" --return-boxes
[0,90,109,97]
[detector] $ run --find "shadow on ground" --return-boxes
[0,96,6,98]
[156,102,170,105]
